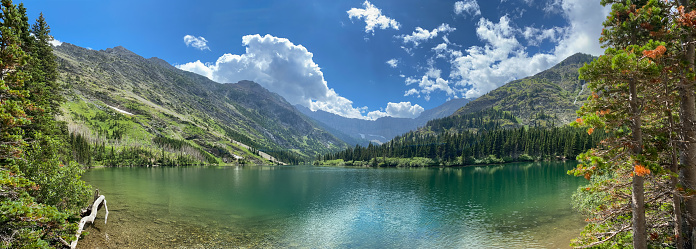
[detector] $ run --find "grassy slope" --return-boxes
[454,53,595,126]
[55,44,347,165]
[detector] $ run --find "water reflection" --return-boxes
[81,162,586,248]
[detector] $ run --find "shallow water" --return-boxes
[80,162,587,248]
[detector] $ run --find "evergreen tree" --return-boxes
[570,0,696,247]
[0,1,91,247]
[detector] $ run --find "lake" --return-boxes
[80,162,587,248]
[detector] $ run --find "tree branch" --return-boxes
[68,194,108,249]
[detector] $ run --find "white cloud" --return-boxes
[403,0,609,100]
[433,43,448,52]
[177,34,373,119]
[404,73,455,101]
[522,27,563,46]
[183,35,210,51]
[543,0,564,14]
[553,0,610,58]
[386,58,399,68]
[367,101,425,119]
[405,77,419,86]
[404,88,420,97]
[399,24,456,47]
[49,37,62,46]
[433,43,449,58]
[449,16,557,98]
[347,1,400,34]
[386,102,424,118]
[454,0,481,17]
[367,110,389,120]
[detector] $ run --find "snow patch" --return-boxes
[108,105,134,116]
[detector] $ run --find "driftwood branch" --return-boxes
[66,190,108,249]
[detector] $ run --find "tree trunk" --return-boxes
[632,175,647,249]
[667,86,685,249]
[678,6,696,246]
[679,60,696,245]
[629,77,647,249]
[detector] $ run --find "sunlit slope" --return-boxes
[54,43,347,164]
[454,53,595,126]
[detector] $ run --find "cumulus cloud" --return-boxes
[404,88,419,97]
[403,0,609,100]
[448,16,545,98]
[348,1,400,34]
[183,35,210,51]
[454,0,481,17]
[399,23,456,47]
[404,64,456,101]
[543,0,564,14]
[367,101,425,119]
[553,0,610,58]
[178,34,374,119]
[522,27,563,46]
[432,43,449,58]
[386,58,399,68]
[49,37,62,47]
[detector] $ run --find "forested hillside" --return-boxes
[54,43,348,165]
[454,53,595,126]
[319,109,605,167]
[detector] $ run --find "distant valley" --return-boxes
[296,98,470,144]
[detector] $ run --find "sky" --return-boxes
[23,0,610,120]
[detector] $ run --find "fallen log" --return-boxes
[60,190,108,249]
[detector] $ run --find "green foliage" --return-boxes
[0,0,31,161]
[568,0,686,247]
[20,134,91,212]
[425,108,518,134]
[453,53,595,126]
[54,43,347,165]
[0,1,92,247]
[321,109,605,167]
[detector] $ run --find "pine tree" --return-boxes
[570,0,692,247]
[0,1,91,247]
[0,0,30,161]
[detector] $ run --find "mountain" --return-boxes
[54,43,347,164]
[297,97,470,145]
[453,53,595,126]
[417,98,472,122]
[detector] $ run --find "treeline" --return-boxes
[223,125,306,164]
[425,108,518,133]
[69,120,304,167]
[0,1,93,248]
[259,149,304,165]
[69,133,219,167]
[321,125,605,166]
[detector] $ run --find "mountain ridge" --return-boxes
[54,43,347,164]
[453,53,595,126]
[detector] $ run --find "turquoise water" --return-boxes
[80,162,587,248]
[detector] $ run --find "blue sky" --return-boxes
[23,0,609,120]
